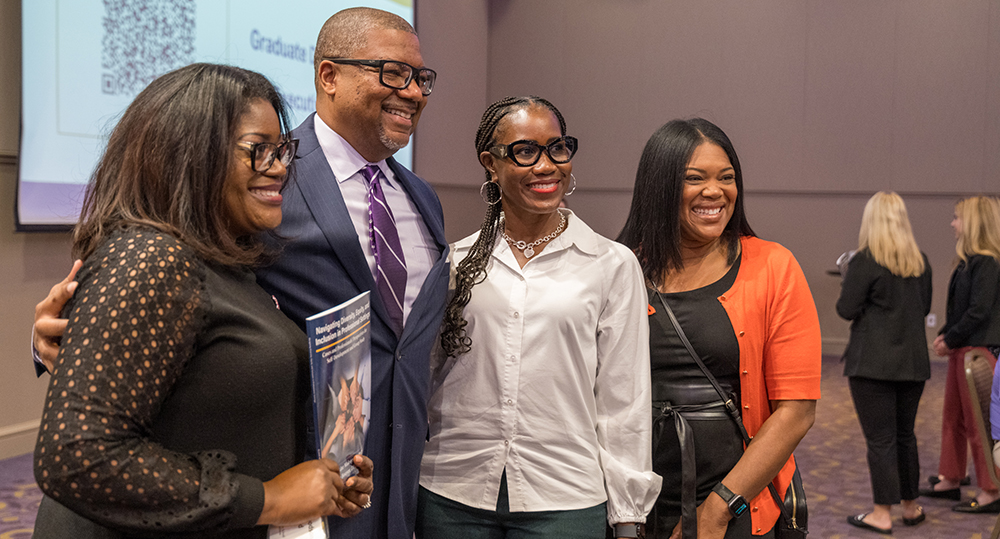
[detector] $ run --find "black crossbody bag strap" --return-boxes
[655,292,794,528]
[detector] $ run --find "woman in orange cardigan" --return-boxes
[617,118,822,539]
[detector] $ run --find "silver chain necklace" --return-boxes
[502,213,567,259]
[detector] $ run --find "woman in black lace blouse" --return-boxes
[33,63,371,538]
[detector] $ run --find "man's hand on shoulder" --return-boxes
[33,260,81,372]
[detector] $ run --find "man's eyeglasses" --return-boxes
[489,136,579,167]
[238,139,299,173]
[325,58,437,96]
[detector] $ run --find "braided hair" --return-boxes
[439,96,567,357]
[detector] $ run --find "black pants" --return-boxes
[849,376,925,505]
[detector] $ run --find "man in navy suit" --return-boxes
[254,8,449,539]
[33,8,448,539]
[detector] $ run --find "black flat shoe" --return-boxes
[953,498,1000,514]
[847,514,892,534]
[919,487,961,500]
[928,475,972,486]
[901,507,925,526]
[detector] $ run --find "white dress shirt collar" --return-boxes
[537,208,600,256]
[312,114,396,188]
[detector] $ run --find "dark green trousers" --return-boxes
[415,472,606,539]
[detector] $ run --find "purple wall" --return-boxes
[416,0,1000,353]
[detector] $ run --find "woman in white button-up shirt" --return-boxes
[416,96,662,539]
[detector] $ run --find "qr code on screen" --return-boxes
[101,0,195,96]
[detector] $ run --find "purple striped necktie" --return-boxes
[362,165,407,335]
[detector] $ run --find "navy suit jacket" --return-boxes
[255,114,449,539]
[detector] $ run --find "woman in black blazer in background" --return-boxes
[838,192,932,534]
[922,195,1000,513]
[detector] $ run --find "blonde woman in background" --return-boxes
[837,192,932,533]
[922,196,1000,514]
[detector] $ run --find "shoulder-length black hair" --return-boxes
[73,63,293,266]
[616,118,754,287]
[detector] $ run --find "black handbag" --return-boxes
[656,292,808,538]
[775,467,808,539]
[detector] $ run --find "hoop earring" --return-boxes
[564,173,577,196]
[480,180,502,205]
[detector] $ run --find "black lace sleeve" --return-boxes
[34,228,262,534]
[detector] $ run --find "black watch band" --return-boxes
[712,482,749,519]
[614,523,645,538]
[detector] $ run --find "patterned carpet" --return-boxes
[2,355,998,537]
[0,452,39,538]
[799,354,999,538]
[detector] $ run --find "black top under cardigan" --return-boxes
[836,249,932,381]
[941,254,1000,349]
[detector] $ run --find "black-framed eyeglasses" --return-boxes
[489,136,579,167]
[238,139,299,172]
[325,58,437,96]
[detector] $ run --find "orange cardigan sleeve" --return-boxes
[720,236,822,534]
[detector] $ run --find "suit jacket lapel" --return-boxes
[387,158,447,252]
[292,114,379,302]
[386,158,449,345]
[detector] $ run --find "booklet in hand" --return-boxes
[306,291,372,479]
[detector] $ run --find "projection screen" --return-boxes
[18,0,415,229]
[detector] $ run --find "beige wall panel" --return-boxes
[892,0,991,193]
[486,1,569,103]
[985,1,1000,190]
[0,160,75,459]
[413,0,489,191]
[558,2,657,193]
[0,1,19,155]
[802,1,896,193]
[436,185,489,244]
[710,2,809,193]
[486,0,999,197]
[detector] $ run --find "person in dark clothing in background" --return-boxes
[838,191,932,534]
[921,195,1000,514]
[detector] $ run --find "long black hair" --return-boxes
[439,96,567,357]
[73,63,293,266]
[616,118,754,287]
